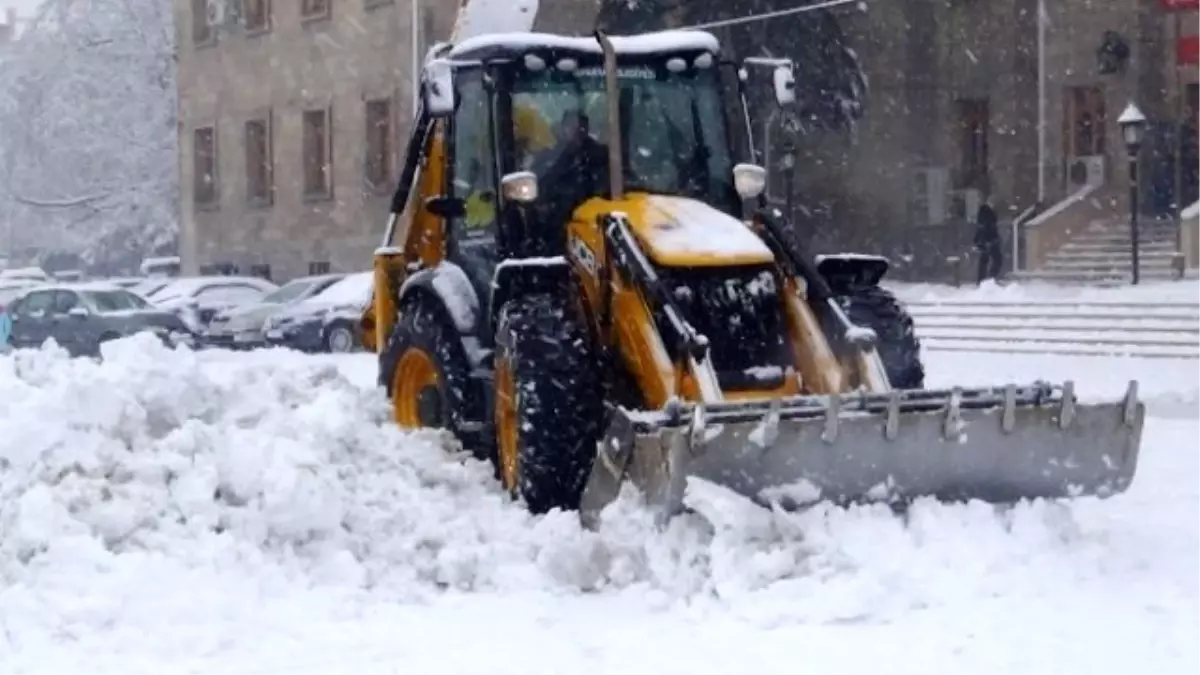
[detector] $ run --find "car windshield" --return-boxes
[81,289,151,312]
[511,58,739,215]
[262,279,317,304]
[306,272,372,308]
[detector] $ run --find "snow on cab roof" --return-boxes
[447,30,721,61]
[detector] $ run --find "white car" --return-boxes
[149,276,280,332]
[262,272,373,353]
[204,273,345,349]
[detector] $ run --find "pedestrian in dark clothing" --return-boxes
[974,200,1003,284]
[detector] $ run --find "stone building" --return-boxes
[175,0,1198,281]
[174,0,459,279]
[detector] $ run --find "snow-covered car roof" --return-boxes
[447,30,721,61]
[151,275,279,301]
[0,266,50,281]
[6,280,132,296]
[305,271,373,308]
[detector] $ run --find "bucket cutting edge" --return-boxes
[579,380,1144,529]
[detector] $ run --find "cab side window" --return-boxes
[451,70,496,238]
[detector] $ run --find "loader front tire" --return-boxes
[838,286,925,389]
[381,294,479,451]
[494,294,602,514]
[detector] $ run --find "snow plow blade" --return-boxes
[579,381,1144,528]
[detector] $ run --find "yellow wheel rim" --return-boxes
[494,353,520,493]
[393,348,440,427]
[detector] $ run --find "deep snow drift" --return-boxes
[0,335,1196,673]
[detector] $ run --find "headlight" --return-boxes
[149,325,169,335]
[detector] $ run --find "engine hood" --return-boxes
[573,193,774,268]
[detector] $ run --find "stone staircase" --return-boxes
[1013,219,1184,285]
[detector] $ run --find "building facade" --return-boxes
[175,0,1198,281]
[174,0,459,280]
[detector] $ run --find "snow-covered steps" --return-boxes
[1018,220,1184,285]
[906,299,1200,359]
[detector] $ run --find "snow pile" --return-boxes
[0,336,1196,670]
[0,336,1189,595]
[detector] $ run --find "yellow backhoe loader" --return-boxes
[362,27,1144,526]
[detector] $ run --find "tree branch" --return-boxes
[13,191,114,208]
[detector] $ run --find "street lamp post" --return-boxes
[780,142,796,218]
[1117,102,1147,285]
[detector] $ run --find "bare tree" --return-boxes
[0,0,178,274]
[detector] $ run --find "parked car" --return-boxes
[263,271,372,353]
[103,277,150,290]
[204,273,345,349]
[130,277,174,299]
[3,282,195,356]
[148,276,279,332]
[0,267,49,282]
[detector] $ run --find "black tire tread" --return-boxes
[379,293,479,449]
[496,294,602,514]
[838,286,925,389]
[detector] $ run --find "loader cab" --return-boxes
[370,30,797,361]
[411,33,791,338]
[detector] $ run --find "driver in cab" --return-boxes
[515,107,610,236]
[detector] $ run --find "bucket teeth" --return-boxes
[942,386,963,440]
[884,390,900,441]
[1002,383,1017,433]
[1123,380,1139,427]
[688,403,709,454]
[751,398,782,449]
[822,393,841,443]
[1059,380,1076,429]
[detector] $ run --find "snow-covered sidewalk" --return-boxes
[887,278,1199,304]
[0,337,1195,673]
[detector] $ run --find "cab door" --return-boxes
[445,67,500,344]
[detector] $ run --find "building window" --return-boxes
[309,261,331,275]
[194,126,218,208]
[300,0,329,20]
[245,116,273,205]
[191,0,213,44]
[303,107,333,199]
[1065,85,1106,158]
[249,263,272,281]
[954,98,989,190]
[365,98,392,190]
[243,0,269,32]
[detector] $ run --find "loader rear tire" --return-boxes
[380,294,480,453]
[494,294,602,514]
[838,286,925,389]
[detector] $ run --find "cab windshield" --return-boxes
[510,57,740,215]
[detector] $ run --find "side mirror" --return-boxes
[67,306,89,319]
[773,64,796,106]
[423,59,456,117]
[501,171,539,204]
[425,195,466,219]
[732,163,768,200]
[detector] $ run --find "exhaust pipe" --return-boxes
[594,30,624,201]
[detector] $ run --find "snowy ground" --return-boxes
[887,278,1199,304]
[0,335,1197,673]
